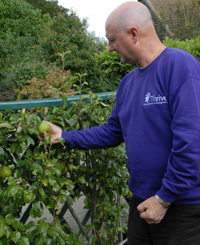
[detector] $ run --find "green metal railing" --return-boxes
[0,91,116,110]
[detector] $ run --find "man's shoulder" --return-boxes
[163,47,198,63]
[159,47,200,74]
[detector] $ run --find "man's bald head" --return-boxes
[105,1,164,67]
[106,1,153,34]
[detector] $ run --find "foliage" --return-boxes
[0,0,107,99]
[25,0,67,18]
[158,0,200,40]
[37,12,107,92]
[15,66,76,100]
[0,92,130,244]
[163,36,200,59]
[0,31,50,91]
[0,0,44,38]
[96,48,135,91]
[0,0,51,97]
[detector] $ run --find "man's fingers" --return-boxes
[37,135,44,141]
[37,131,48,141]
[137,203,146,213]
[139,210,162,224]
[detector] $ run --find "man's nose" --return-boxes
[108,42,115,52]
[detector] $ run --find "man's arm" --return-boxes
[38,103,124,148]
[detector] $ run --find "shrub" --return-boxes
[15,66,76,100]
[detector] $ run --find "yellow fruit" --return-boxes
[0,166,13,179]
[38,122,52,135]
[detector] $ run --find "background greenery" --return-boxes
[0,0,199,102]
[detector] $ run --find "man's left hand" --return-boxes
[137,196,168,224]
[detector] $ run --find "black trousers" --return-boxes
[128,198,200,245]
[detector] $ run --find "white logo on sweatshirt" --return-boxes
[144,92,168,106]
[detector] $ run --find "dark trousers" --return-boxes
[128,197,200,245]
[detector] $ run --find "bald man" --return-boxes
[39,2,200,244]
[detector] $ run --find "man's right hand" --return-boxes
[37,121,63,144]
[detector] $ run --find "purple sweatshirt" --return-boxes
[62,47,200,204]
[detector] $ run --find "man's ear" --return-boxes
[130,27,139,43]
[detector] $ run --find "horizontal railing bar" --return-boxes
[0,91,116,110]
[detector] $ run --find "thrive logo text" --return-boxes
[144,92,168,106]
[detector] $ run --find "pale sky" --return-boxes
[57,0,137,39]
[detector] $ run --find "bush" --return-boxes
[163,36,200,59]
[96,48,135,91]
[15,66,76,100]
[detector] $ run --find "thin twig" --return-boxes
[65,197,90,241]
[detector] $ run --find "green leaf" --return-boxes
[38,220,49,234]
[57,235,65,245]
[32,162,43,172]
[44,136,51,145]
[83,197,91,209]
[7,185,18,197]
[66,118,77,127]
[30,202,44,218]
[78,176,85,184]
[26,135,35,146]
[0,216,5,223]
[82,121,90,129]
[0,147,5,161]
[24,190,36,203]
[57,178,68,187]
[35,236,47,245]
[88,182,94,189]
[25,221,35,230]
[48,176,60,191]
[38,187,47,201]
[11,231,21,243]
[5,226,12,239]
[27,114,41,125]
[89,235,96,245]
[56,137,65,145]
[41,178,48,186]
[0,123,13,129]
[0,223,6,238]
[12,219,21,231]
[5,214,13,225]
[18,236,30,245]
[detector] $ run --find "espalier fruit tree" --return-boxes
[0,92,130,244]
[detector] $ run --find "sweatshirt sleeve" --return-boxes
[157,77,200,202]
[61,102,124,150]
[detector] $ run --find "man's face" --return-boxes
[106,24,136,65]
